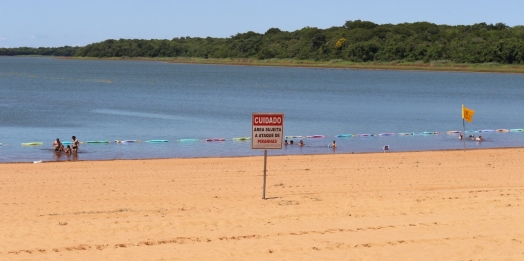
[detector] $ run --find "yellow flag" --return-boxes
[462,104,475,123]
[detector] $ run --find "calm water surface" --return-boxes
[1,57,523,162]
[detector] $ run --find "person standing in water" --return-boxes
[53,138,64,152]
[72,136,79,153]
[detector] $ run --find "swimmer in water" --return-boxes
[53,138,64,152]
[72,135,79,153]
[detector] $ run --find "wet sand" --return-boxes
[1,148,523,260]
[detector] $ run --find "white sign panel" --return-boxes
[252,113,284,150]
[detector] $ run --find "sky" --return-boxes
[1,0,524,48]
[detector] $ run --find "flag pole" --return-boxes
[462,104,466,152]
[462,118,466,152]
[462,104,475,152]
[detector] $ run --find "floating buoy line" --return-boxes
[13,128,523,147]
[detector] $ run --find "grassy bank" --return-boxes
[66,56,524,73]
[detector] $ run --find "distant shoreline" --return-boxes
[59,56,524,74]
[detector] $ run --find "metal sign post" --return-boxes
[263,149,267,199]
[252,113,284,199]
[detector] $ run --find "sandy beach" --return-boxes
[1,148,523,260]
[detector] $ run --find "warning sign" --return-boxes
[252,113,284,150]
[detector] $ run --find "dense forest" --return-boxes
[3,21,524,64]
[0,46,78,56]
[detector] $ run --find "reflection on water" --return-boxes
[52,150,80,161]
[92,109,197,121]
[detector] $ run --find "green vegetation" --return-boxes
[3,21,524,72]
[74,21,524,65]
[0,46,78,56]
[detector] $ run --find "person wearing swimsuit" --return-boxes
[72,136,79,153]
[53,138,64,152]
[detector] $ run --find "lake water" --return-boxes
[1,56,523,163]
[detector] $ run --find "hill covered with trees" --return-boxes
[3,21,524,64]
[74,21,524,64]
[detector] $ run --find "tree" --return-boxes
[311,33,326,51]
[335,38,346,49]
[344,20,378,30]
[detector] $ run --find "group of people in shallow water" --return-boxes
[284,139,304,146]
[283,133,482,151]
[284,139,337,148]
[53,136,80,154]
[459,133,483,141]
[284,139,306,146]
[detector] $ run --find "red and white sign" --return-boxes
[252,113,284,150]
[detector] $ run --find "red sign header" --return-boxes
[252,114,283,126]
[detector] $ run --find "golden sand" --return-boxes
[1,148,523,260]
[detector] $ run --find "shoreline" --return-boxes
[57,56,524,74]
[1,147,523,260]
[1,145,524,164]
